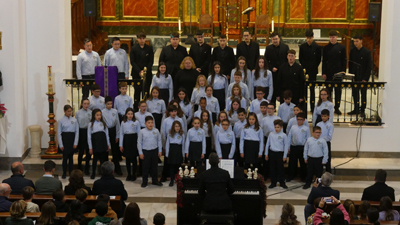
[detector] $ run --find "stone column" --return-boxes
[28,125,42,157]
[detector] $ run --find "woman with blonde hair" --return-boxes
[174,56,200,100]
[277,203,301,225]
[5,200,34,225]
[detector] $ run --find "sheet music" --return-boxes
[206,159,235,178]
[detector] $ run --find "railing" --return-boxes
[64,79,143,114]
[305,81,386,124]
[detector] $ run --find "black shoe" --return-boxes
[334,108,342,115]
[302,184,311,189]
[126,175,132,181]
[347,110,359,115]
[169,180,174,187]
[90,174,95,180]
[160,176,167,182]
[152,182,163,186]
[285,177,293,182]
[141,182,147,188]
[268,183,276,189]
[280,183,288,189]
[131,175,137,181]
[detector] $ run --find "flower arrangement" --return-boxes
[257,174,267,218]
[0,104,7,118]
[175,174,184,208]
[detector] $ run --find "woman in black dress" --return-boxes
[174,56,200,100]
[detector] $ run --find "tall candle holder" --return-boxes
[45,66,58,155]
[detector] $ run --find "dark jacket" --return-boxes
[211,46,235,77]
[2,174,35,195]
[361,182,395,202]
[349,46,372,81]
[277,62,305,104]
[189,43,212,76]
[54,200,69,212]
[5,218,34,225]
[307,185,340,205]
[236,40,260,70]
[199,166,235,212]
[64,185,92,196]
[322,42,346,78]
[129,44,154,79]
[173,68,200,99]
[35,176,62,195]
[0,196,12,212]
[159,44,188,78]
[264,43,290,73]
[299,41,322,79]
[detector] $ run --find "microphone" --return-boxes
[242,7,254,15]
[346,58,361,67]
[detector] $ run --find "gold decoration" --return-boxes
[0,31,2,50]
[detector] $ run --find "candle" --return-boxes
[272,18,274,32]
[48,66,53,94]
[178,19,181,31]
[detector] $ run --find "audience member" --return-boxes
[36,201,62,225]
[90,194,118,220]
[153,213,165,225]
[92,161,128,218]
[304,172,339,220]
[88,202,112,225]
[67,221,80,225]
[118,202,147,225]
[379,196,400,221]
[2,162,35,195]
[52,188,69,212]
[64,199,88,225]
[343,199,357,220]
[357,200,371,220]
[35,160,62,195]
[5,200,34,225]
[0,183,12,212]
[362,169,395,202]
[22,186,39,213]
[64,169,92,195]
[306,198,329,225]
[366,208,380,225]
[75,188,92,214]
[313,196,349,225]
[277,203,301,225]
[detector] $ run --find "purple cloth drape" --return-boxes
[95,66,118,101]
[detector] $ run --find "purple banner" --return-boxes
[95,66,118,102]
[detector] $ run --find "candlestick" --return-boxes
[47,66,54,94]
[178,18,181,31]
[272,18,274,32]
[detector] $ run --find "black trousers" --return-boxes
[305,156,323,185]
[81,75,95,98]
[326,141,332,173]
[234,138,243,167]
[161,156,170,179]
[283,123,288,134]
[78,148,91,172]
[169,163,180,180]
[92,151,108,177]
[62,152,74,176]
[257,137,269,179]
[327,76,342,109]
[108,127,122,173]
[126,156,137,177]
[308,74,317,113]
[352,86,367,112]
[288,145,307,180]
[142,149,159,184]
[269,150,285,184]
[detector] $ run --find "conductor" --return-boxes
[199,152,235,213]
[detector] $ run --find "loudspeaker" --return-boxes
[84,0,96,17]
[368,2,381,22]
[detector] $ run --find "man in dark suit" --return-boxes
[277,49,305,106]
[304,172,340,220]
[264,32,289,105]
[189,31,212,76]
[92,161,128,218]
[348,34,372,118]
[211,34,235,78]
[362,169,395,202]
[299,30,322,113]
[130,31,154,110]
[199,152,235,213]
[2,162,35,195]
[0,183,12,212]
[236,30,260,71]
[322,30,346,115]
[159,32,188,81]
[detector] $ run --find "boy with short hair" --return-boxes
[88,84,105,110]
[278,90,295,133]
[250,86,268,114]
[114,82,133,122]
[303,126,328,189]
[233,108,247,166]
[75,188,91,214]
[102,96,122,175]
[104,37,129,79]
[286,105,308,135]
[153,212,166,225]
[90,194,117,220]
[135,100,154,129]
[227,71,250,99]
[287,112,310,183]
[89,202,112,225]
[53,188,69,212]
[257,101,269,122]
[22,186,39,212]
[265,119,288,189]
[316,109,334,173]
[138,116,163,188]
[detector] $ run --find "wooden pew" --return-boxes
[8,195,121,211]
[353,200,400,211]
[0,212,97,219]
[322,218,398,224]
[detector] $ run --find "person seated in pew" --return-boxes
[0,183,12,212]
[198,152,235,214]
[153,213,165,225]
[2,162,35,195]
[362,169,395,202]
[35,160,62,195]
[36,201,63,225]
[64,200,88,225]
[112,202,147,225]
[357,200,371,220]
[367,208,380,225]
[64,169,92,196]
[75,188,92,214]
[90,194,117,221]
[313,196,350,225]
[277,203,301,225]
[379,196,400,221]
[88,202,113,225]
[22,187,39,213]
[5,200,34,225]
[67,221,79,225]
[343,200,357,220]
[306,198,329,225]
[52,189,69,213]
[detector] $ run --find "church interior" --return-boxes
[0,0,400,224]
